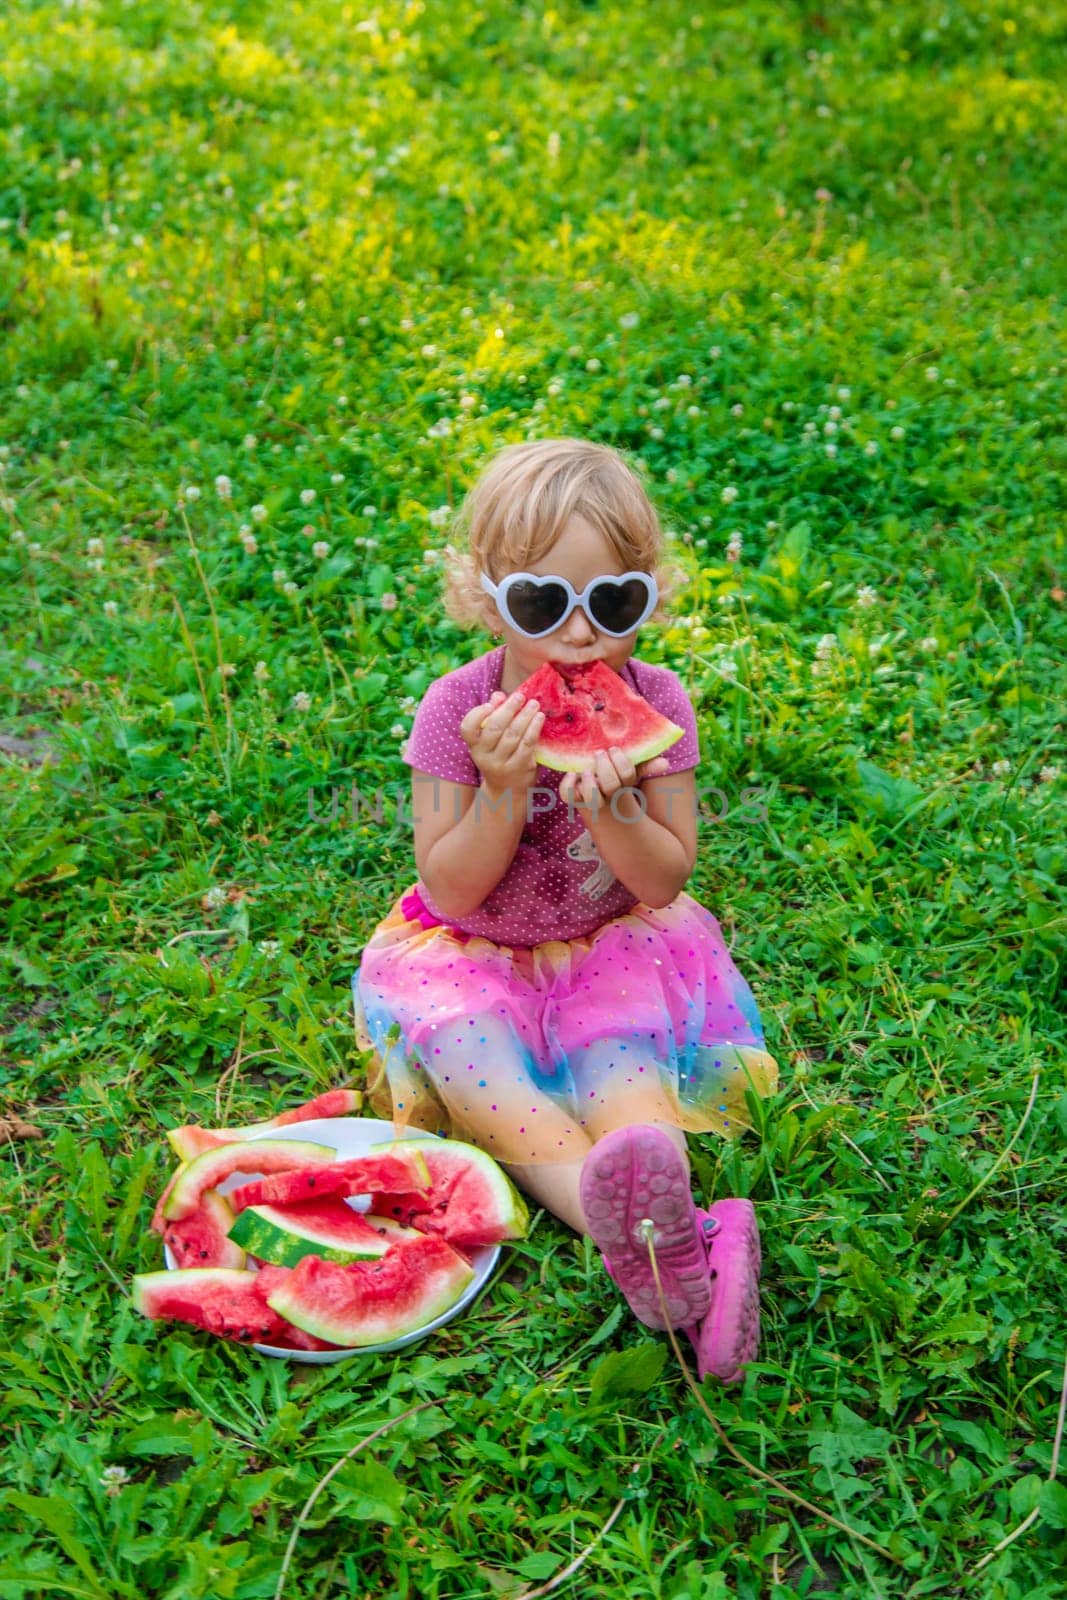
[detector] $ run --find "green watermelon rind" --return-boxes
[162,1138,338,1223]
[166,1090,363,1161]
[380,1138,530,1244]
[535,722,683,774]
[264,1245,475,1346]
[228,1203,393,1267]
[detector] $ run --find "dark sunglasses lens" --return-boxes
[506,580,570,634]
[589,578,651,633]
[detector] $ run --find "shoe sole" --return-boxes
[579,1126,712,1329]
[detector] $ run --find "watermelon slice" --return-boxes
[516,659,684,773]
[251,1266,343,1350]
[227,1150,431,1214]
[132,1268,290,1344]
[163,1189,246,1270]
[378,1139,529,1248]
[263,1236,474,1347]
[162,1138,337,1223]
[167,1089,362,1161]
[228,1198,415,1267]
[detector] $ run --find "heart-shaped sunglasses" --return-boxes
[479,570,659,639]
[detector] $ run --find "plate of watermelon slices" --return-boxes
[135,1109,529,1364]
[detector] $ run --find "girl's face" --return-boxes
[492,514,643,684]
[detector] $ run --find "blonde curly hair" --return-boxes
[438,438,688,636]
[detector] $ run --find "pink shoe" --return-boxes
[681,1200,762,1385]
[578,1126,712,1330]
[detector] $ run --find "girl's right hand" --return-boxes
[460,689,545,797]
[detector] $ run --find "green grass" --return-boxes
[1,0,1066,1594]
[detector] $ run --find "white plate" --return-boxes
[163,1117,501,1364]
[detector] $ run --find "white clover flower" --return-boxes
[240,533,257,554]
[665,467,678,483]
[290,691,312,712]
[364,536,380,549]
[459,393,477,410]
[219,662,237,678]
[619,311,639,330]
[855,585,878,609]
[1039,764,1060,783]
[718,657,739,678]
[687,404,701,417]
[257,938,281,956]
[837,387,851,400]
[811,660,825,677]
[864,440,879,456]
[586,357,602,372]
[649,426,664,440]
[272,568,287,585]
[825,442,837,457]
[421,343,437,358]
[726,533,743,563]
[546,130,561,161]
[423,548,441,564]
[399,695,417,714]
[709,345,722,359]
[103,599,118,618]
[300,523,315,538]
[251,503,268,523]
[653,396,672,412]
[380,592,398,611]
[829,406,841,421]
[243,434,257,450]
[88,557,104,573]
[919,636,938,652]
[100,1466,130,1497]
[890,425,905,441]
[333,335,345,347]
[803,421,817,435]
[991,759,1011,777]
[824,421,838,435]
[331,472,345,485]
[926,366,939,381]
[87,537,104,556]
[254,660,270,682]
[313,541,330,559]
[183,485,201,502]
[721,485,738,504]
[337,395,348,407]
[215,474,232,499]
[300,488,316,506]
[400,318,414,331]
[731,403,744,417]
[815,633,837,660]
[676,374,692,388]
[427,418,453,438]
[428,505,451,528]
[363,505,377,517]
[546,381,563,398]
[204,885,227,908]
[283,580,298,597]
[390,721,407,737]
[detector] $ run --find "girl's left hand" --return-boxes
[559,749,671,812]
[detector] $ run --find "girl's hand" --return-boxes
[559,748,672,813]
[460,688,546,797]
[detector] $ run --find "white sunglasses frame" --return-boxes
[479,570,659,639]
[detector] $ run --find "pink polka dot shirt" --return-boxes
[401,644,699,948]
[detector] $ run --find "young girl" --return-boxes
[352,438,779,1384]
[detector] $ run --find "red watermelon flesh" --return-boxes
[167,1089,362,1161]
[228,1150,431,1214]
[250,1265,341,1349]
[376,1139,529,1248]
[517,658,683,774]
[163,1189,246,1270]
[132,1268,289,1344]
[263,1236,473,1346]
[162,1137,337,1223]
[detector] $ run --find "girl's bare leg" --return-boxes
[502,1155,591,1235]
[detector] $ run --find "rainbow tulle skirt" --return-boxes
[351,884,779,1166]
